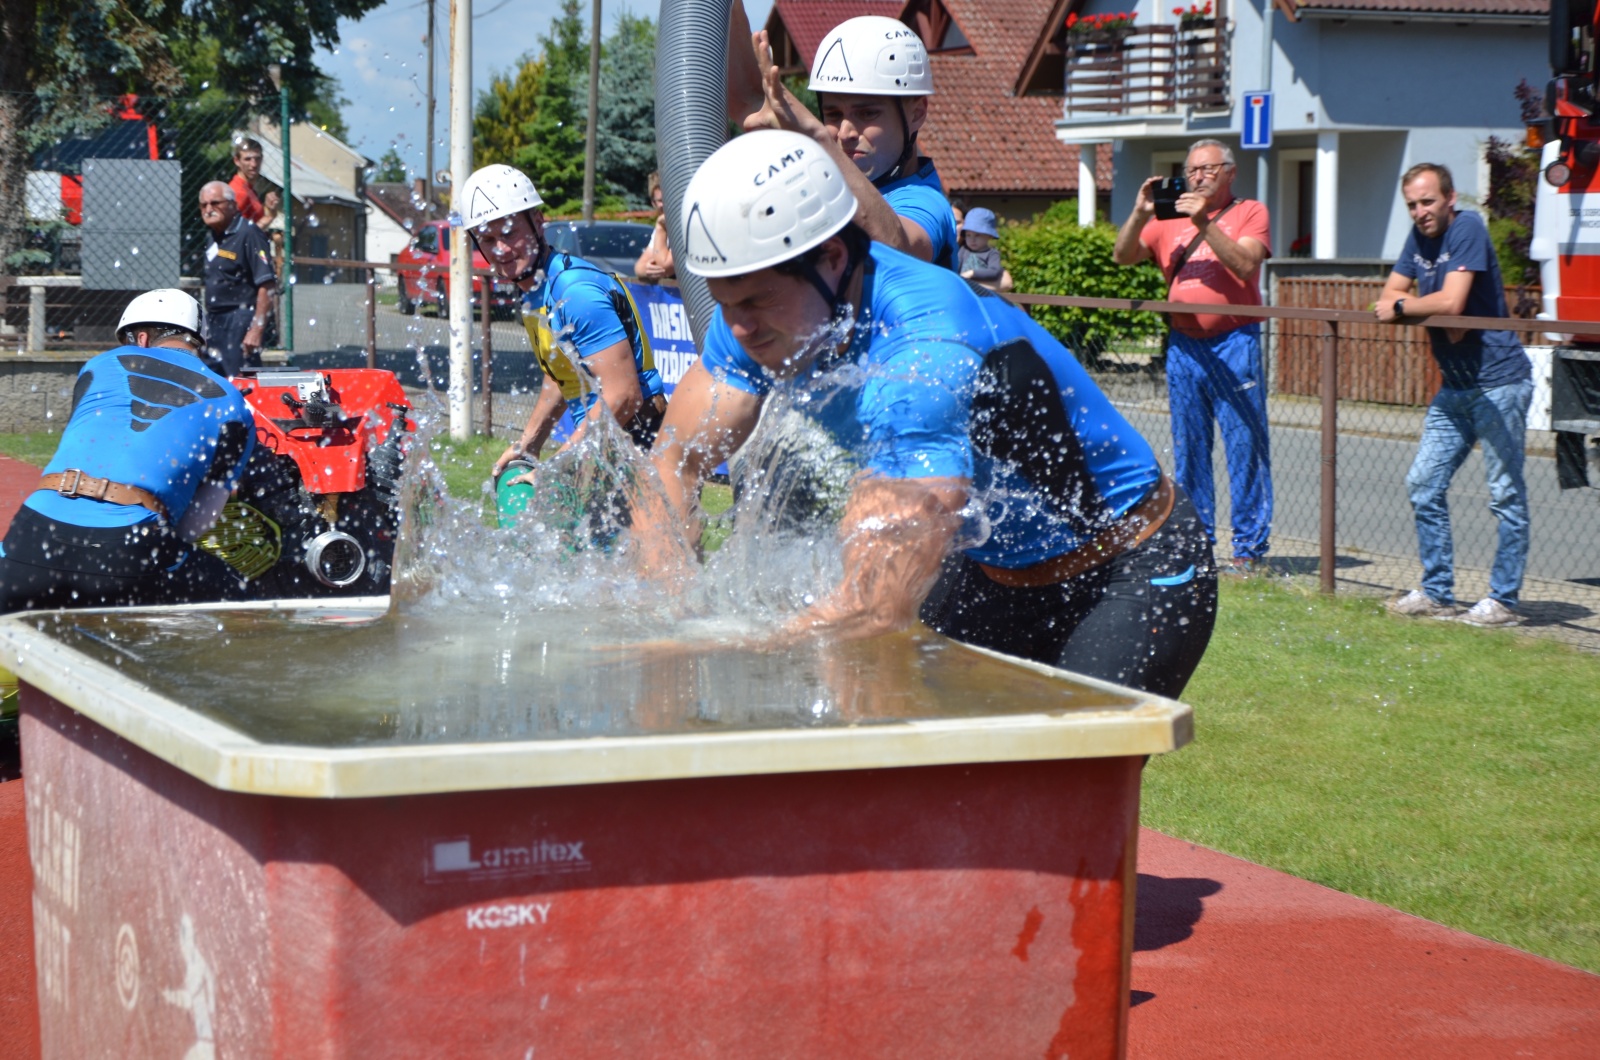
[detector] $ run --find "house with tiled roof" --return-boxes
[367,179,447,285]
[763,0,1114,220]
[1015,0,1544,262]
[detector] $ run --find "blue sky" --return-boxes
[315,0,773,174]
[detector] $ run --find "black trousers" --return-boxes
[203,304,261,377]
[919,488,1218,699]
[0,506,247,614]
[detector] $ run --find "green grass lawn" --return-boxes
[9,430,1596,970]
[1156,576,1600,972]
[0,431,61,468]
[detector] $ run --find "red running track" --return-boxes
[0,455,38,538]
[0,449,1597,1056]
[1129,830,1600,1057]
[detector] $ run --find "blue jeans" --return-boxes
[1405,379,1532,607]
[1167,325,1273,560]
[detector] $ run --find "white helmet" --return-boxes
[809,16,934,97]
[681,131,858,278]
[455,164,544,230]
[117,289,202,341]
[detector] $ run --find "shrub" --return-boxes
[1001,200,1169,366]
[1484,107,1537,286]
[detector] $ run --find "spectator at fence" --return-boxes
[639,131,1217,697]
[958,207,1012,292]
[199,181,275,376]
[1112,138,1273,574]
[634,172,675,282]
[1376,163,1531,628]
[229,138,266,225]
[0,289,253,613]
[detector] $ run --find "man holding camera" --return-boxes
[1113,139,1273,573]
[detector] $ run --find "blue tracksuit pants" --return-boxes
[1166,324,1273,560]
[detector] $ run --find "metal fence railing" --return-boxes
[1008,292,1599,633]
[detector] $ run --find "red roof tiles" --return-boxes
[766,1,907,66]
[764,0,1108,197]
[1293,0,1545,12]
[907,0,1109,195]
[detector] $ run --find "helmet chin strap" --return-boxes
[871,99,919,188]
[514,210,549,285]
[793,235,868,323]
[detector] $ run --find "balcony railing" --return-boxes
[1062,20,1229,120]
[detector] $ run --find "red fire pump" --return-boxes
[202,368,414,598]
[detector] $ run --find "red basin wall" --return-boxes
[23,689,1143,1058]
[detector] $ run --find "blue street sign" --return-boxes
[1242,91,1273,149]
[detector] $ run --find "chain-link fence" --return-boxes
[1,90,264,349]
[1010,287,1600,647]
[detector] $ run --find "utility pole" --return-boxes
[426,0,437,214]
[269,62,294,353]
[582,0,602,221]
[448,0,473,439]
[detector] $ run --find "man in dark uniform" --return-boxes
[0,289,256,613]
[199,180,276,376]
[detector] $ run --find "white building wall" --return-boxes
[1093,5,1538,262]
[366,207,412,285]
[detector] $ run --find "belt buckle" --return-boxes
[56,469,82,498]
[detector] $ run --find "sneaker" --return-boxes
[1457,598,1523,628]
[1222,557,1264,577]
[1386,589,1460,619]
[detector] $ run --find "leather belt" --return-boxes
[978,475,1176,589]
[39,470,169,521]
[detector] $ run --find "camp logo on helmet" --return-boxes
[468,187,499,220]
[813,40,854,84]
[683,202,727,266]
[753,147,807,186]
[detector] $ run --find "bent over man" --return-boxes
[0,289,254,613]
[643,132,1217,697]
[456,164,667,478]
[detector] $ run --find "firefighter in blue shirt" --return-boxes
[639,132,1216,697]
[455,165,667,479]
[0,289,255,613]
[728,13,960,270]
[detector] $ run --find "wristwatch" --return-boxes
[1394,298,1406,319]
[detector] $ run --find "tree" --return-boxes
[304,84,352,144]
[0,0,381,261]
[474,54,544,171]
[584,11,656,207]
[518,0,587,213]
[374,146,408,183]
